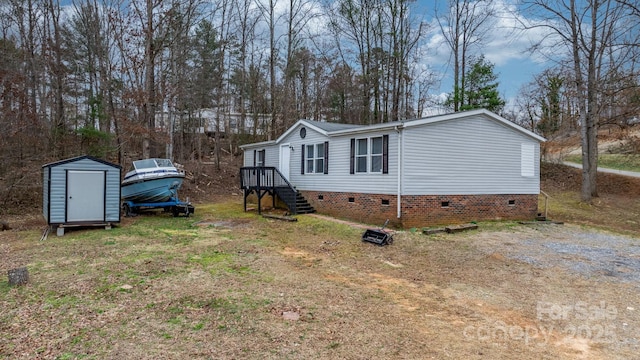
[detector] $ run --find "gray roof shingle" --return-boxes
[304,120,362,132]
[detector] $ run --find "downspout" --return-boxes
[395,124,403,220]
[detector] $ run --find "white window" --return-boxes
[256,149,265,167]
[350,135,387,174]
[355,137,383,173]
[305,143,325,173]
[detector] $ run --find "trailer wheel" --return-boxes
[172,206,179,217]
[123,203,131,217]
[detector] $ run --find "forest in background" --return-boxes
[1,0,640,211]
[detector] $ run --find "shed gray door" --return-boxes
[67,170,105,222]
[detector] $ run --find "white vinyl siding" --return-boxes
[402,116,540,195]
[264,147,278,167]
[279,123,329,177]
[243,146,278,168]
[275,124,397,194]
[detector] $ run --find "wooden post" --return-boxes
[8,267,29,286]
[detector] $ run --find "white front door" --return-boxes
[279,144,291,180]
[67,170,105,222]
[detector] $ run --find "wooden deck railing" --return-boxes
[239,167,298,214]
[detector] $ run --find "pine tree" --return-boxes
[458,55,505,113]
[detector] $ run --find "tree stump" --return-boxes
[8,267,29,286]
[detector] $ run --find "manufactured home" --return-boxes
[240,109,545,227]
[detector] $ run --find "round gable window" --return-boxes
[300,127,306,138]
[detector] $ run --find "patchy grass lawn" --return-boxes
[539,191,640,237]
[564,154,640,173]
[2,198,639,359]
[540,162,640,237]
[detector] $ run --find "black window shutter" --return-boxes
[383,134,389,174]
[301,144,305,174]
[253,149,256,166]
[350,139,355,174]
[324,141,329,174]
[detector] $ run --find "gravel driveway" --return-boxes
[473,223,640,284]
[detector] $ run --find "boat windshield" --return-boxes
[130,158,175,171]
[154,159,173,168]
[132,159,158,170]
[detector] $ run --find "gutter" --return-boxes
[395,124,404,220]
[328,121,404,137]
[239,140,276,150]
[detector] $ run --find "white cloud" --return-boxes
[423,0,560,67]
[421,0,569,102]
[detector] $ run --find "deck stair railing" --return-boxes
[239,167,315,215]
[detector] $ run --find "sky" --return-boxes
[418,0,559,111]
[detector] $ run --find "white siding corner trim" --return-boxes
[521,143,535,177]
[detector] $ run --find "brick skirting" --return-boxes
[301,191,538,228]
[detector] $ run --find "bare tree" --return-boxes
[329,0,378,124]
[44,0,67,157]
[512,67,579,140]
[280,0,319,128]
[231,0,260,138]
[2,0,48,163]
[255,0,280,139]
[383,0,425,121]
[523,0,639,202]
[329,0,425,124]
[64,0,125,160]
[435,0,495,112]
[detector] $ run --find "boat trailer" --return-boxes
[122,196,195,217]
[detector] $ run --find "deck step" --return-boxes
[292,192,315,214]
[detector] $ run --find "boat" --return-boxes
[121,158,185,203]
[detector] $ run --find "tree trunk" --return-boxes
[143,0,155,159]
[269,0,277,139]
[574,0,599,202]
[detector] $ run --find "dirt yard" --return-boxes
[2,125,640,359]
[1,201,640,359]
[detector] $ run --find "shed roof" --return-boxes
[42,155,121,169]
